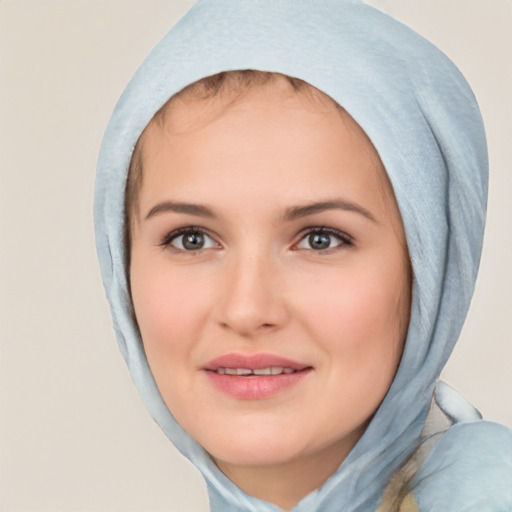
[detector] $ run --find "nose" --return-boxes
[215,252,289,337]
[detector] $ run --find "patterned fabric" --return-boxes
[94,1,512,510]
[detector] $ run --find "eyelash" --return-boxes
[158,226,354,253]
[159,226,219,252]
[295,227,353,252]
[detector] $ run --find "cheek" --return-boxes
[129,257,220,418]
[295,258,408,371]
[129,252,212,364]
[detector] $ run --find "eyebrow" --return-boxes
[144,198,377,223]
[145,201,216,220]
[282,199,377,223]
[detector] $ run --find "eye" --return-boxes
[161,228,219,252]
[296,228,352,251]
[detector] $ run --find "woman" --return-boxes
[94,1,512,510]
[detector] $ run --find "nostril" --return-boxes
[218,320,278,335]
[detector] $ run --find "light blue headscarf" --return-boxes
[94,1,512,510]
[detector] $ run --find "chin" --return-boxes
[201,426,309,467]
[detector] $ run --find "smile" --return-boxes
[203,353,312,400]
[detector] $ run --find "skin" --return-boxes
[129,78,411,510]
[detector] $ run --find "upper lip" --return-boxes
[203,353,310,371]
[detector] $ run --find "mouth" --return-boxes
[203,353,312,399]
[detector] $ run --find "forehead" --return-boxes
[136,78,397,221]
[141,77,381,169]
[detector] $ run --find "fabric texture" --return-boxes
[94,0,512,510]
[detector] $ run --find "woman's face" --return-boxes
[130,81,411,484]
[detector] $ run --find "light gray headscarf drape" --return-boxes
[94,1,512,510]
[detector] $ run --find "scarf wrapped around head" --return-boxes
[94,1,512,510]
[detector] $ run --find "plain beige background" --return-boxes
[1,1,511,510]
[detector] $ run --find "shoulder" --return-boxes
[411,421,512,511]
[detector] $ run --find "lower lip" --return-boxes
[205,369,312,400]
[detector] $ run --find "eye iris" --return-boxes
[183,232,204,250]
[309,232,331,250]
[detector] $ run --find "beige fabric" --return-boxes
[398,493,420,512]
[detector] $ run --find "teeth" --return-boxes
[215,367,296,376]
[253,368,272,375]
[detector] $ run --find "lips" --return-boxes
[203,353,312,400]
